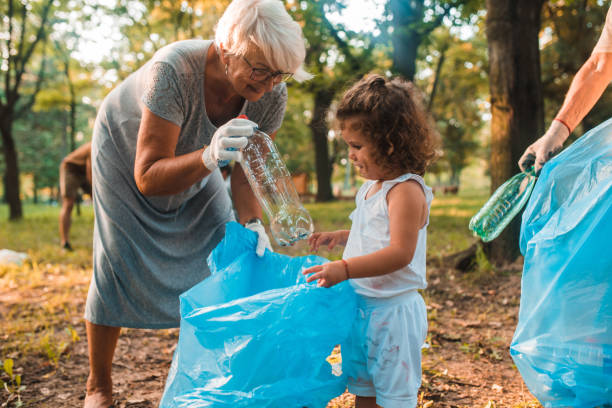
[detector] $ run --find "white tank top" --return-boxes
[343,173,433,298]
[593,5,612,54]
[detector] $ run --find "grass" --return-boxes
[1,189,547,407]
[0,203,93,371]
[0,189,487,370]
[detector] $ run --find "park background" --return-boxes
[1,0,611,407]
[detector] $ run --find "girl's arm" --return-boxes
[304,180,427,287]
[309,230,351,252]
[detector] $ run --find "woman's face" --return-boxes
[225,47,287,102]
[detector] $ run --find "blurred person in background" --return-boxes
[59,141,92,251]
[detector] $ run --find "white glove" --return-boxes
[518,120,570,175]
[245,220,273,257]
[202,118,257,170]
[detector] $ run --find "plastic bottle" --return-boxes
[238,117,314,246]
[469,167,536,242]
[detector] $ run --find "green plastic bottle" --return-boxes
[469,167,537,242]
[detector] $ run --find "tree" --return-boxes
[1,0,55,219]
[485,0,545,263]
[291,1,381,201]
[107,0,229,80]
[387,0,481,81]
[418,26,488,189]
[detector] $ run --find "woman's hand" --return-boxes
[244,220,272,257]
[518,120,570,175]
[302,260,348,288]
[202,118,257,170]
[308,230,348,252]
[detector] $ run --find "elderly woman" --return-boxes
[84,0,311,406]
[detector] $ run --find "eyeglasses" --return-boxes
[243,57,293,84]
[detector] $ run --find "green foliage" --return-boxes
[105,0,228,79]
[0,0,102,208]
[276,88,315,174]
[416,20,489,187]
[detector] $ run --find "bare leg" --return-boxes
[59,197,75,247]
[84,321,120,408]
[355,396,381,408]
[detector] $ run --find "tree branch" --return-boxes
[15,0,53,94]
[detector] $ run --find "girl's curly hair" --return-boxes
[336,74,439,176]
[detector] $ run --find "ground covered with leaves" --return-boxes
[1,197,541,407]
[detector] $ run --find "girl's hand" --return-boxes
[309,231,343,252]
[302,260,348,288]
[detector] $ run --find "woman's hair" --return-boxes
[336,74,439,176]
[215,0,312,82]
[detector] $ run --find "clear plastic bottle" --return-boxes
[469,167,536,242]
[239,123,314,247]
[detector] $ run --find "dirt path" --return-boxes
[6,262,539,408]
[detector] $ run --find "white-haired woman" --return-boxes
[84,1,311,406]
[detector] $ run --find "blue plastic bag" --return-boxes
[511,118,612,407]
[160,222,357,408]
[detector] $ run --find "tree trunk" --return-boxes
[485,0,545,263]
[0,116,23,220]
[389,0,424,81]
[33,174,38,204]
[308,89,335,202]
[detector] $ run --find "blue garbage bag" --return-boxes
[511,117,612,407]
[160,222,357,408]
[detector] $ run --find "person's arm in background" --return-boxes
[519,9,612,173]
[85,143,93,186]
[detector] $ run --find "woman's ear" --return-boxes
[218,43,229,65]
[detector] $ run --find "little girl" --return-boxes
[303,74,438,408]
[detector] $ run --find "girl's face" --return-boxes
[341,117,387,180]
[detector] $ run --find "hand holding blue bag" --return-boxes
[511,118,612,407]
[160,222,357,408]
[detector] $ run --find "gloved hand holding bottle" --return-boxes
[201,117,258,170]
[518,119,570,175]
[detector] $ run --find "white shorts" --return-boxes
[342,290,427,408]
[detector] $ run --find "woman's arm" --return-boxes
[229,130,285,224]
[556,52,612,132]
[134,107,211,196]
[519,52,612,172]
[231,160,263,224]
[303,180,427,287]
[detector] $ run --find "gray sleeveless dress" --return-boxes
[85,39,287,328]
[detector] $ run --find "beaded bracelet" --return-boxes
[341,259,350,280]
